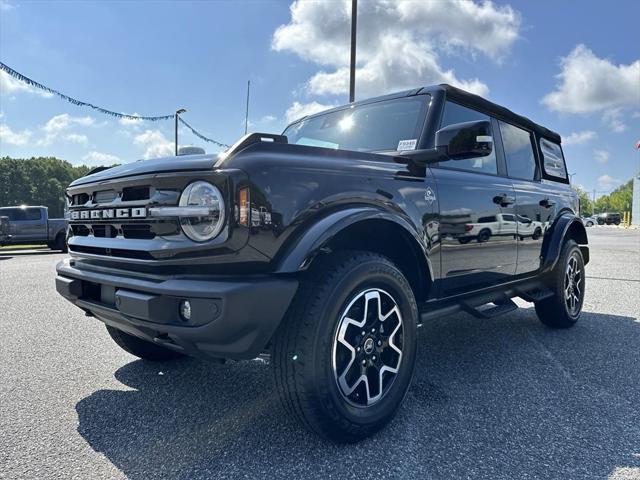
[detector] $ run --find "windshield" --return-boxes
[283,95,429,153]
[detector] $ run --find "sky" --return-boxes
[0,0,638,197]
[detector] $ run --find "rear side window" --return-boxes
[439,101,497,175]
[25,208,42,220]
[539,138,567,180]
[499,121,537,181]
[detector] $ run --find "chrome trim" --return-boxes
[148,206,219,218]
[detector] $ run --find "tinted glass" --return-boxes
[539,137,567,179]
[25,208,42,220]
[499,121,537,180]
[283,96,428,153]
[502,214,516,222]
[0,208,22,221]
[439,101,497,175]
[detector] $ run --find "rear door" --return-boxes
[433,101,517,297]
[496,122,565,275]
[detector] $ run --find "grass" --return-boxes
[0,244,47,250]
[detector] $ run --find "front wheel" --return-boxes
[272,251,418,442]
[535,240,585,328]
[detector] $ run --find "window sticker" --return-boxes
[397,139,417,151]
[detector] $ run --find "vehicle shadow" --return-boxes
[75,309,640,480]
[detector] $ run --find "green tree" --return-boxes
[0,157,111,217]
[593,179,633,215]
[572,185,593,216]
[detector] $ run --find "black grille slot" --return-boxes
[122,224,155,240]
[72,193,90,206]
[69,245,154,260]
[92,225,117,238]
[122,186,150,202]
[94,189,117,203]
[71,225,90,236]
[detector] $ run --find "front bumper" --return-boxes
[55,258,298,360]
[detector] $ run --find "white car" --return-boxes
[460,213,543,243]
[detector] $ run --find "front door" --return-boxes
[432,100,517,297]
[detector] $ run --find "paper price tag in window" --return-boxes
[397,139,417,151]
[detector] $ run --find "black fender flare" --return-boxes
[540,212,589,273]
[274,206,434,280]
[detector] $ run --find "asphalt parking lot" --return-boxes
[1,227,639,480]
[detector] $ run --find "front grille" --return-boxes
[69,185,152,206]
[94,189,117,203]
[69,245,154,260]
[70,221,179,240]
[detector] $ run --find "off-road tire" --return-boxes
[535,239,585,328]
[53,233,67,253]
[106,325,184,361]
[272,251,418,443]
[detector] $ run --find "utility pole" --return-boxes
[244,80,250,135]
[592,189,596,215]
[175,108,186,156]
[349,0,357,103]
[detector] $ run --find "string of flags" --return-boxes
[0,61,230,148]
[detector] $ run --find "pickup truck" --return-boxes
[55,84,588,442]
[0,206,68,251]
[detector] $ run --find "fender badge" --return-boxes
[424,187,436,205]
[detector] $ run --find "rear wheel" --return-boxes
[477,229,491,243]
[106,325,184,361]
[272,251,418,442]
[535,240,585,328]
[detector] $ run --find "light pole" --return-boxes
[349,0,357,103]
[175,108,186,156]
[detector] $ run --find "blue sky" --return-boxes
[0,0,638,197]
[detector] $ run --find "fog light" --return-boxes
[179,300,192,321]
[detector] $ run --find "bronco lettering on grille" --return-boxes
[70,207,146,221]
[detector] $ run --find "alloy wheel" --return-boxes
[564,254,583,315]
[332,288,404,407]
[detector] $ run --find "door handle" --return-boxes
[493,193,515,207]
[539,198,556,208]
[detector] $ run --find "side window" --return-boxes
[25,208,42,221]
[3,208,24,221]
[539,137,567,179]
[499,121,537,180]
[439,101,497,175]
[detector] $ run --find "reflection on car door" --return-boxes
[434,168,517,296]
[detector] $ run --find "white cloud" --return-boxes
[285,101,336,123]
[0,0,14,11]
[602,108,627,133]
[597,174,621,191]
[594,149,610,164]
[542,45,640,114]
[563,130,597,146]
[273,0,520,100]
[38,113,95,146]
[134,129,174,159]
[261,115,277,123]
[0,70,53,98]
[0,123,32,146]
[82,151,121,166]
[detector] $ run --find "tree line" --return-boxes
[573,180,634,217]
[0,157,111,218]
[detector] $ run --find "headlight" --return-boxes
[178,181,225,242]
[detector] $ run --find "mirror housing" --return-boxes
[436,120,493,160]
[398,119,493,166]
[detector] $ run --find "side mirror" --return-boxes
[435,120,493,160]
[396,119,493,166]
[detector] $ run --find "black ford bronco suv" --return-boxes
[55,85,588,442]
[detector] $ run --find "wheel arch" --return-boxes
[541,212,589,272]
[274,208,433,303]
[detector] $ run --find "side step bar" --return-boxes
[419,285,554,323]
[461,298,518,319]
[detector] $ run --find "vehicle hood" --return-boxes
[70,154,219,186]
